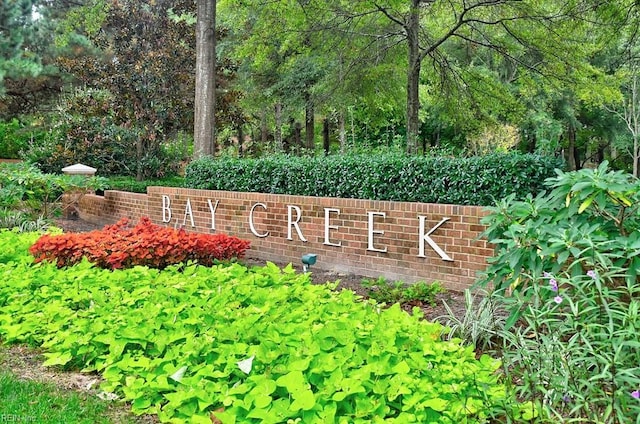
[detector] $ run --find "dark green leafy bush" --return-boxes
[185,153,563,205]
[0,118,60,160]
[20,89,184,178]
[0,118,29,159]
[104,175,185,194]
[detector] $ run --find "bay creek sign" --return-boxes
[160,195,455,262]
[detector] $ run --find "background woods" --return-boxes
[1,0,640,176]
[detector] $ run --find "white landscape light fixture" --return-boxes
[61,163,97,176]
[301,253,317,272]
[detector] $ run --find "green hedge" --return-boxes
[104,175,185,194]
[185,153,564,206]
[0,119,31,159]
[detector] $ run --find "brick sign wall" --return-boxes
[76,187,494,291]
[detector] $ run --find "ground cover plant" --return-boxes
[361,277,445,307]
[479,162,640,423]
[0,230,518,423]
[29,217,250,269]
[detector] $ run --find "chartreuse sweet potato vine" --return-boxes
[0,230,513,423]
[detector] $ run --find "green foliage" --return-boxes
[361,277,444,307]
[496,270,640,423]
[104,176,185,194]
[0,230,511,423]
[0,162,107,225]
[0,0,42,90]
[0,209,50,233]
[21,89,184,178]
[0,119,29,158]
[0,369,140,424]
[479,162,640,422]
[186,153,563,205]
[437,289,506,352]
[480,161,639,294]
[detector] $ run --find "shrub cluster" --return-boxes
[185,153,563,205]
[0,118,31,159]
[104,175,185,194]
[0,162,107,230]
[478,162,640,422]
[20,89,185,178]
[29,217,250,269]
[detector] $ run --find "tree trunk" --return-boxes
[193,0,216,159]
[136,137,144,181]
[566,125,577,171]
[405,0,420,155]
[338,109,346,153]
[294,121,302,148]
[260,110,268,146]
[633,133,639,178]
[237,124,244,157]
[274,103,283,151]
[305,92,314,150]
[632,75,639,178]
[323,118,330,155]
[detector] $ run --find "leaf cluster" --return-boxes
[0,118,30,159]
[20,88,184,179]
[361,277,445,307]
[29,217,251,269]
[479,162,640,422]
[0,162,107,225]
[0,230,512,423]
[480,161,640,293]
[186,152,563,206]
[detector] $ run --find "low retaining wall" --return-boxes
[74,188,494,291]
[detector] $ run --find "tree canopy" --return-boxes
[3,0,640,175]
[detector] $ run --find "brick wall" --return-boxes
[76,191,148,227]
[74,187,493,291]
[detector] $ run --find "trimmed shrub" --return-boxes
[104,175,185,194]
[20,89,184,178]
[29,216,250,269]
[185,153,563,205]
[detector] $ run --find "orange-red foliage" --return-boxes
[29,217,251,270]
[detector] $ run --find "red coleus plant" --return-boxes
[30,217,251,270]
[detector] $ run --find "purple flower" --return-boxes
[587,270,597,279]
[543,272,551,278]
[632,390,640,399]
[554,296,563,304]
[562,394,572,403]
[549,278,558,292]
